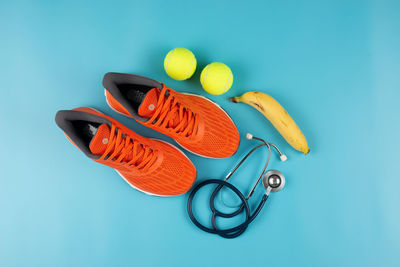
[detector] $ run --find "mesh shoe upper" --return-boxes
[103,72,240,158]
[171,91,240,158]
[55,107,196,196]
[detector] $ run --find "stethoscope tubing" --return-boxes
[187,179,269,238]
[187,134,285,239]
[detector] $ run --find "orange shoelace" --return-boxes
[147,87,199,137]
[99,124,157,171]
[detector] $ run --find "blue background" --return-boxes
[1,0,399,266]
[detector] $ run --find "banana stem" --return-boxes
[229,96,240,103]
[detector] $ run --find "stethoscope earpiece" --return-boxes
[262,170,285,193]
[247,133,287,162]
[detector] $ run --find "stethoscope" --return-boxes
[187,133,287,239]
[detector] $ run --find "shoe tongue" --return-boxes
[138,87,183,128]
[89,124,148,164]
[89,123,111,155]
[138,88,160,118]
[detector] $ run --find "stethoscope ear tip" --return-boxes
[280,154,287,162]
[246,133,253,140]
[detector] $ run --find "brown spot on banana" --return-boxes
[249,101,265,112]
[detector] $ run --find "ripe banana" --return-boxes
[229,91,310,154]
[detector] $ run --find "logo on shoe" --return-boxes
[102,138,109,144]
[148,104,155,111]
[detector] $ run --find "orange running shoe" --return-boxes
[55,107,196,196]
[103,72,240,158]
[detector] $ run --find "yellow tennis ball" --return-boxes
[164,48,197,80]
[200,62,233,95]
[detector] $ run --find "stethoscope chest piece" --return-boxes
[262,170,285,193]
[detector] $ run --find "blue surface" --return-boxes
[1,0,399,266]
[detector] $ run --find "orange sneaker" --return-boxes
[103,72,240,158]
[55,107,196,196]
